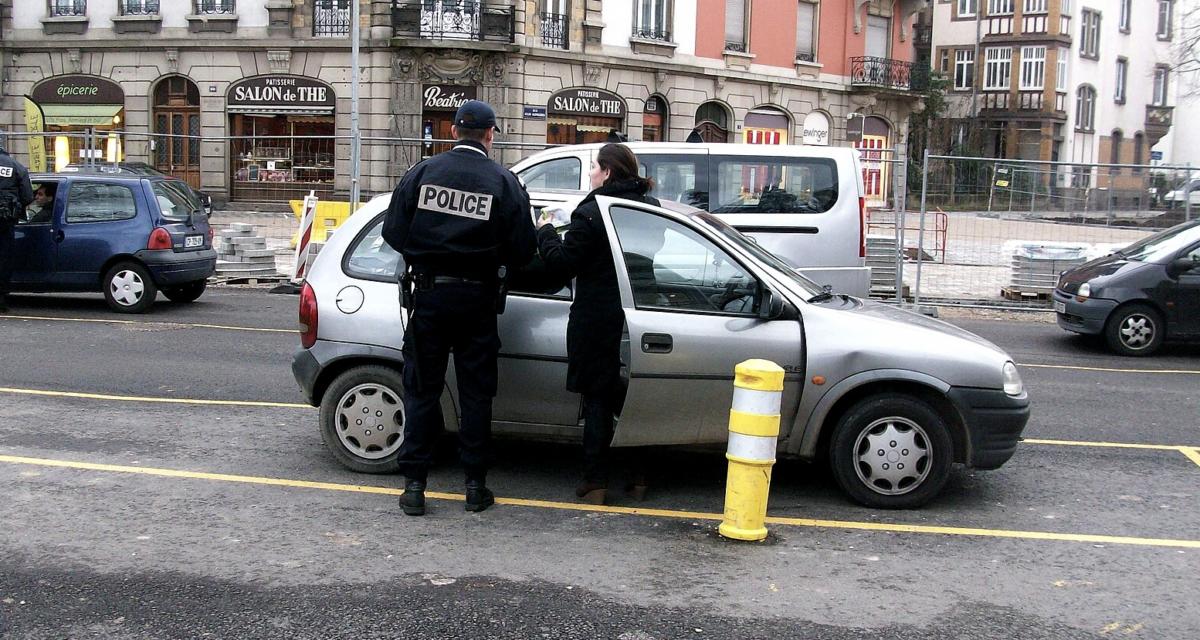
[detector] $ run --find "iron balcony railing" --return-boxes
[634,27,671,42]
[49,0,87,17]
[314,0,351,37]
[193,0,235,15]
[1146,105,1174,127]
[540,12,568,49]
[392,1,516,43]
[120,0,159,15]
[850,56,915,91]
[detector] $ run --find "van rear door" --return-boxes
[707,151,870,297]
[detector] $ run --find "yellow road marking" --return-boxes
[2,453,1199,550]
[1181,448,1200,469]
[1019,362,1200,375]
[0,387,311,410]
[1023,438,1191,452]
[0,314,293,334]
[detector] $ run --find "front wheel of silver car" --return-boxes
[319,365,406,474]
[829,394,954,509]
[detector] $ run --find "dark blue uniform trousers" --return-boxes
[398,281,500,483]
[0,219,14,297]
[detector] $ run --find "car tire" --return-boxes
[828,393,954,509]
[1104,303,1165,357]
[163,280,208,304]
[102,261,158,314]
[319,365,407,474]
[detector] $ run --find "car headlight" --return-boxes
[1075,282,1090,302]
[1003,362,1024,396]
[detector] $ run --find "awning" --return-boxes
[228,106,335,116]
[41,104,124,127]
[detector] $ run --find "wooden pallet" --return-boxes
[1000,286,1052,301]
[210,274,289,286]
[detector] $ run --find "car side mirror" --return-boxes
[757,287,786,321]
[1168,257,1196,278]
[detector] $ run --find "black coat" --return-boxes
[537,180,660,396]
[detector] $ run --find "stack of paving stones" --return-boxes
[215,223,280,279]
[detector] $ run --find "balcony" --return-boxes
[48,0,86,16]
[188,0,236,33]
[313,0,351,37]
[850,57,917,92]
[392,1,515,44]
[1145,105,1174,145]
[539,12,567,49]
[114,0,161,33]
[44,0,88,35]
[914,24,932,49]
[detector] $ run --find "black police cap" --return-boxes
[454,100,501,132]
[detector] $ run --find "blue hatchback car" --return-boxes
[10,172,217,313]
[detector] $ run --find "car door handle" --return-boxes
[641,333,673,354]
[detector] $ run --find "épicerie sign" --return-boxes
[227,76,336,110]
[31,75,124,105]
[549,88,626,119]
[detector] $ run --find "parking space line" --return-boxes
[0,387,311,409]
[1023,438,1194,452]
[0,314,293,334]
[1018,363,1200,375]
[2,453,1199,550]
[1181,448,1200,469]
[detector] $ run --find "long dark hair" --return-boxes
[596,143,654,193]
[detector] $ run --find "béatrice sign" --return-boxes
[423,85,477,112]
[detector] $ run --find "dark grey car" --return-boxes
[1054,220,1200,356]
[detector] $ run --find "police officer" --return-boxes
[382,100,537,516]
[0,144,35,313]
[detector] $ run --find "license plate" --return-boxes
[1054,300,1066,314]
[185,235,203,248]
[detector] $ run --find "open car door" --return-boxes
[596,197,805,446]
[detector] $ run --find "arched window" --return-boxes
[1111,129,1123,166]
[1075,85,1096,132]
[644,95,669,142]
[694,101,730,143]
[1133,132,1145,172]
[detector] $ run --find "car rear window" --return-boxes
[153,181,199,222]
[710,155,838,214]
[65,182,137,224]
[344,217,403,281]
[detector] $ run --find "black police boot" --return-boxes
[464,479,495,513]
[399,479,426,516]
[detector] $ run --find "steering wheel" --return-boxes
[710,280,742,310]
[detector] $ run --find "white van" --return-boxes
[511,143,869,297]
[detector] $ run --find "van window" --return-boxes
[710,156,838,214]
[518,157,582,191]
[637,154,709,209]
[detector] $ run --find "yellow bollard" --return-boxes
[718,359,785,542]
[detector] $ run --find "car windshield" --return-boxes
[1120,221,1200,262]
[695,212,825,297]
[153,180,199,222]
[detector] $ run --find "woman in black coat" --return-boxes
[536,143,659,505]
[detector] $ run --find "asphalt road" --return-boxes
[0,289,1197,639]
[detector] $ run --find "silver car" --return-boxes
[292,194,1030,508]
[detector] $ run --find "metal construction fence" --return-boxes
[2,128,1185,306]
[906,153,1195,310]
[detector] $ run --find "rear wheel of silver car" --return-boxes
[162,280,207,304]
[102,261,157,314]
[319,366,406,474]
[1104,303,1164,357]
[829,394,953,509]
